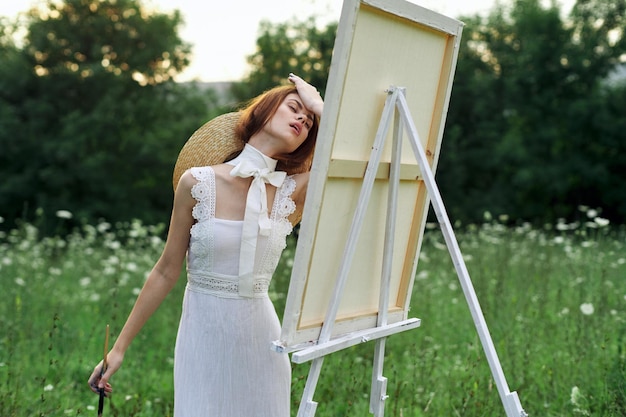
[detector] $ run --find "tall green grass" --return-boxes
[0,209,624,416]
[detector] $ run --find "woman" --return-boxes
[88,73,324,417]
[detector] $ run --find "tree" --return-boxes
[25,0,191,85]
[227,2,626,225]
[230,17,337,102]
[0,0,212,234]
[438,0,626,225]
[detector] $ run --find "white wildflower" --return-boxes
[570,277,584,286]
[580,303,594,315]
[125,262,138,272]
[594,217,609,227]
[119,275,129,286]
[106,241,121,250]
[433,240,447,251]
[556,220,568,231]
[570,386,581,405]
[89,293,101,302]
[97,222,111,233]
[48,267,62,276]
[79,277,91,287]
[15,278,25,286]
[43,384,54,391]
[55,210,73,219]
[586,208,598,218]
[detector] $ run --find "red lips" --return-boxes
[290,122,302,135]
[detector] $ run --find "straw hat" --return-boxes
[172,112,243,190]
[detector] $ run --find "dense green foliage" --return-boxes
[231,17,337,101]
[230,0,626,226]
[439,0,626,225]
[0,0,220,234]
[1,216,624,416]
[1,0,626,233]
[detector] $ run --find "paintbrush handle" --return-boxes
[97,324,110,416]
[97,389,105,416]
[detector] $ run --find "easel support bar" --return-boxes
[292,318,421,364]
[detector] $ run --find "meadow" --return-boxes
[0,207,624,417]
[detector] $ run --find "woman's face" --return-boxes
[262,93,315,155]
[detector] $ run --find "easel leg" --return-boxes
[370,338,388,417]
[369,99,403,417]
[297,357,325,417]
[394,90,527,417]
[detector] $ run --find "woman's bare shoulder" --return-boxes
[287,171,310,225]
[177,169,205,191]
[211,163,233,179]
[291,171,310,192]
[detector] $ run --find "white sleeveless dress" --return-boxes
[173,166,295,417]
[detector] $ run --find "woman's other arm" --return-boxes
[88,171,197,394]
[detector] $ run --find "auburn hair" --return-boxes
[233,85,319,174]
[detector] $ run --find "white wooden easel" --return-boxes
[290,87,528,417]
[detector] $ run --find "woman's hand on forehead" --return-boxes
[288,73,324,117]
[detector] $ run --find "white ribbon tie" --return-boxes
[229,144,286,297]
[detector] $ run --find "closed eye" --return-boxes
[287,99,314,130]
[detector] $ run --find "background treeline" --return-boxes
[1,0,625,235]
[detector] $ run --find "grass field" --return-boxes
[1,208,624,416]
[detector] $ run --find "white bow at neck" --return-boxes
[227,144,287,297]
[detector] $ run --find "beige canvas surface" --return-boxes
[278,0,463,349]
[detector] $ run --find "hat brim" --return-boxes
[172,112,243,190]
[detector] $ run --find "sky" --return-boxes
[2,0,574,82]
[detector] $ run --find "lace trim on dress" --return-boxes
[186,167,298,298]
[188,167,215,273]
[256,176,296,276]
[187,272,271,299]
[190,167,215,222]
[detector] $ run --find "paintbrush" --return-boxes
[97,324,109,417]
